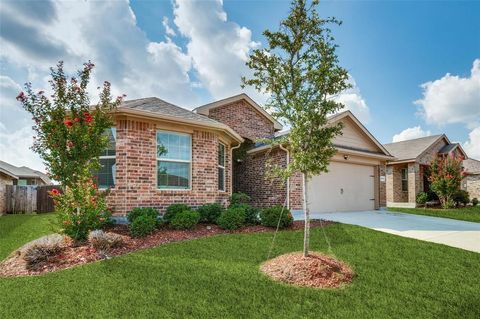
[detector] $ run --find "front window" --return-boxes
[94,128,116,188]
[157,131,191,189]
[401,168,408,192]
[218,143,225,191]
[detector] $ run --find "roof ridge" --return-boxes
[384,134,443,145]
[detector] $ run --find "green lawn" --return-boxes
[1,214,479,318]
[388,206,480,223]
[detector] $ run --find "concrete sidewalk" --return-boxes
[293,210,480,253]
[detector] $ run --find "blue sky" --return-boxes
[0,0,479,170]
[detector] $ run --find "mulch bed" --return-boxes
[260,252,354,289]
[0,220,334,278]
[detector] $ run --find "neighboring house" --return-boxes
[99,93,394,216]
[383,135,468,208]
[0,160,51,214]
[462,158,480,200]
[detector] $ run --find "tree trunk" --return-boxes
[302,172,310,257]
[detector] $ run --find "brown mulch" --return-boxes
[0,220,334,278]
[260,252,354,289]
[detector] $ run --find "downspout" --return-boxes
[279,144,290,210]
[230,143,242,195]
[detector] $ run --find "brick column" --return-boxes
[408,163,420,204]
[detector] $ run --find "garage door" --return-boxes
[307,161,375,213]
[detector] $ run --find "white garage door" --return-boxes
[307,161,375,213]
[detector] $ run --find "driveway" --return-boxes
[293,210,480,253]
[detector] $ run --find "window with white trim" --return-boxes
[94,127,116,188]
[218,143,225,191]
[157,131,191,189]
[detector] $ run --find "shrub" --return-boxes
[164,204,191,223]
[23,234,64,270]
[472,198,478,206]
[130,214,157,238]
[260,205,293,229]
[54,178,112,242]
[229,192,251,206]
[230,203,260,225]
[453,190,470,206]
[170,210,200,230]
[217,207,246,230]
[197,203,223,223]
[127,207,159,224]
[88,230,123,252]
[416,192,428,206]
[426,191,439,202]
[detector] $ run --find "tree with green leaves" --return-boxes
[17,61,124,240]
[242,0,350,256]
[17,61,122,189]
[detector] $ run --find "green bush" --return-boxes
[260,205,293,229]
[171,210,200,230]
[230,204,260,225]
[229,192,251,206]
[130,214,157,238]
[416,192,428,206]
[197,203,223,223]
[472,198,478,206]
[164,204,191,223]
[217,207,246,230]
[127,207,159,223]
[453,190,470,206]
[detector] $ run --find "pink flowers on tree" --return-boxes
[428,153,464,209]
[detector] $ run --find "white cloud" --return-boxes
[392,126,432,142]
[335,77,370,123]
[0,123,44,171]
[173,0,261,100]
[162,17,176,37]
[415,59,480,129]
[463,127,480,160]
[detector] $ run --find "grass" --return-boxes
[388,205,480,223]
[1,214,479,318]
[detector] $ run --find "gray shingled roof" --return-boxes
[463,158,480,174]
[0,160,50,184]
[383,135,443,161]
[438,143,459,154]
[118,97,222,126]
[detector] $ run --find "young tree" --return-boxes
[17,61,124,240]
[429,154,464,209]
[242,0,350,256]
[17,61,123,189]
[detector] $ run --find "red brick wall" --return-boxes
[107,119,231,216]
[234,148,287,208]
[207,100,275,140]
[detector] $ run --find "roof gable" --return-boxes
[383,135,444,162]
[194,93,283,131]
[330,111,392,156]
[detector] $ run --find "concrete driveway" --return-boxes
[293,210,480,253]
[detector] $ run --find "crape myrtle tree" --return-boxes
[428,154,465,209]
[242,0,350,256]
[17,61,124,240]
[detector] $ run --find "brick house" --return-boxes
[462,159,480,200]
[383,135,469,208]
[99,93,395,217]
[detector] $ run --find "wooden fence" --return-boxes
[5,185,60,214]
